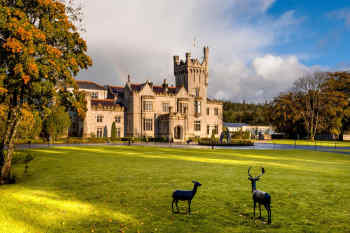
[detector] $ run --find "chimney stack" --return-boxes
[185,52,191,63]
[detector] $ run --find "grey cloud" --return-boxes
[77,0,309,102]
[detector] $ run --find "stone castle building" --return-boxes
[69,47,223,142]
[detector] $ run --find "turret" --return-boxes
[204,46,209,63]
[185,52,191,64]
[173,56,180,66]
[173,46,209,97]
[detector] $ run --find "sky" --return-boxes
[76,0,350,102]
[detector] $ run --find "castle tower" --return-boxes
[174,46,209,98]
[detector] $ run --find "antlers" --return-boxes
[248,167,265,178]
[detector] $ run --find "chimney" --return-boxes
[173,55,180,65]
[204,46,209,62]
[185,52,191,63]
[162,79,168,93]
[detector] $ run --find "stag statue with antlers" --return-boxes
[248,167,271,224]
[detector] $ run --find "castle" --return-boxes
[69,47,223,142]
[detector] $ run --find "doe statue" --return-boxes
[172,181,202,214]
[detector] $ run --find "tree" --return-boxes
[323,72,350,140]
[269,72,350,140]
[43,105,71,143]
[15,107,42,140]
[268,92,306,138]
[111,121,116,140]
[0,0,91,184]
[291,72,329,140]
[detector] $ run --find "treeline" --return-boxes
[268,72,350,140]
[223,101,269,125]
[223,72,350,141]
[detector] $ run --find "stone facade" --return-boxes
[70,47,223,142]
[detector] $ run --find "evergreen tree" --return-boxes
[111,121,116,140]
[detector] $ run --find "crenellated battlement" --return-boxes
[174,47,209,93]
[173,47,209,73]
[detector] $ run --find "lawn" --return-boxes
[1,146,350,233]
[259,139,350,147]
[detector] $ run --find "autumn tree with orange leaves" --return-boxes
[0,0,92,184]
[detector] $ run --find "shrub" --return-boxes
[121,137,135,142]
[199,138,254,146]
[65,137,85,144]
[87,137,109,143]
[12,151,34,165]
[111,122,116,140]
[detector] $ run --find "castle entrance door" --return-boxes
[174,126,183,140]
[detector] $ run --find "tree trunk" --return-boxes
[0,108,20,185]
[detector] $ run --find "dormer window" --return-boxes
[162,103,169,112]
[143,101,153,112]
[91,92,98,99]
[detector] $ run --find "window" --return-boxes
[178,102,188,114]
[162,103,169,112]
[213,125,218,134]
[127,119,132,131]
[194,120,201,131]
[195,88,200,97]
[115,116,121,123]
[143,101,153,112]
[214,108,219,116]
[91,92,98,99]
[207,125,210,135]
[97,128,103,138]
[97,115,104,123]
[195,101,201,114]
[183,104,188,114]
[207,108,210,116]
[116,128,121,137]
[144,118,153,131]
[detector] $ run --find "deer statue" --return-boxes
[172,181,202,214]
[248,167,271,224]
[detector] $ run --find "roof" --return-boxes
[224,122,248,128]
[167,86,178,94]
[109,85,124,95]
[91,99,119,107]
[207,98,223,104]
[152,85,179,94]
[76,80,105,90]
[126,82,181,95]
[130,83,144,92]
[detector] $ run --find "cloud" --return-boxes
[78,0,308,102]
[328,8,350,27]
[253,54,309,82]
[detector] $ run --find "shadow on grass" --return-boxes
[3,187,137,233]
[5,145,350,232]
[41,146,350,176]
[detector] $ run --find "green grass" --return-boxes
[259,139,350,147]
[1,146,350,233]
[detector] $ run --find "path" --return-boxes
[12,142,350,155]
